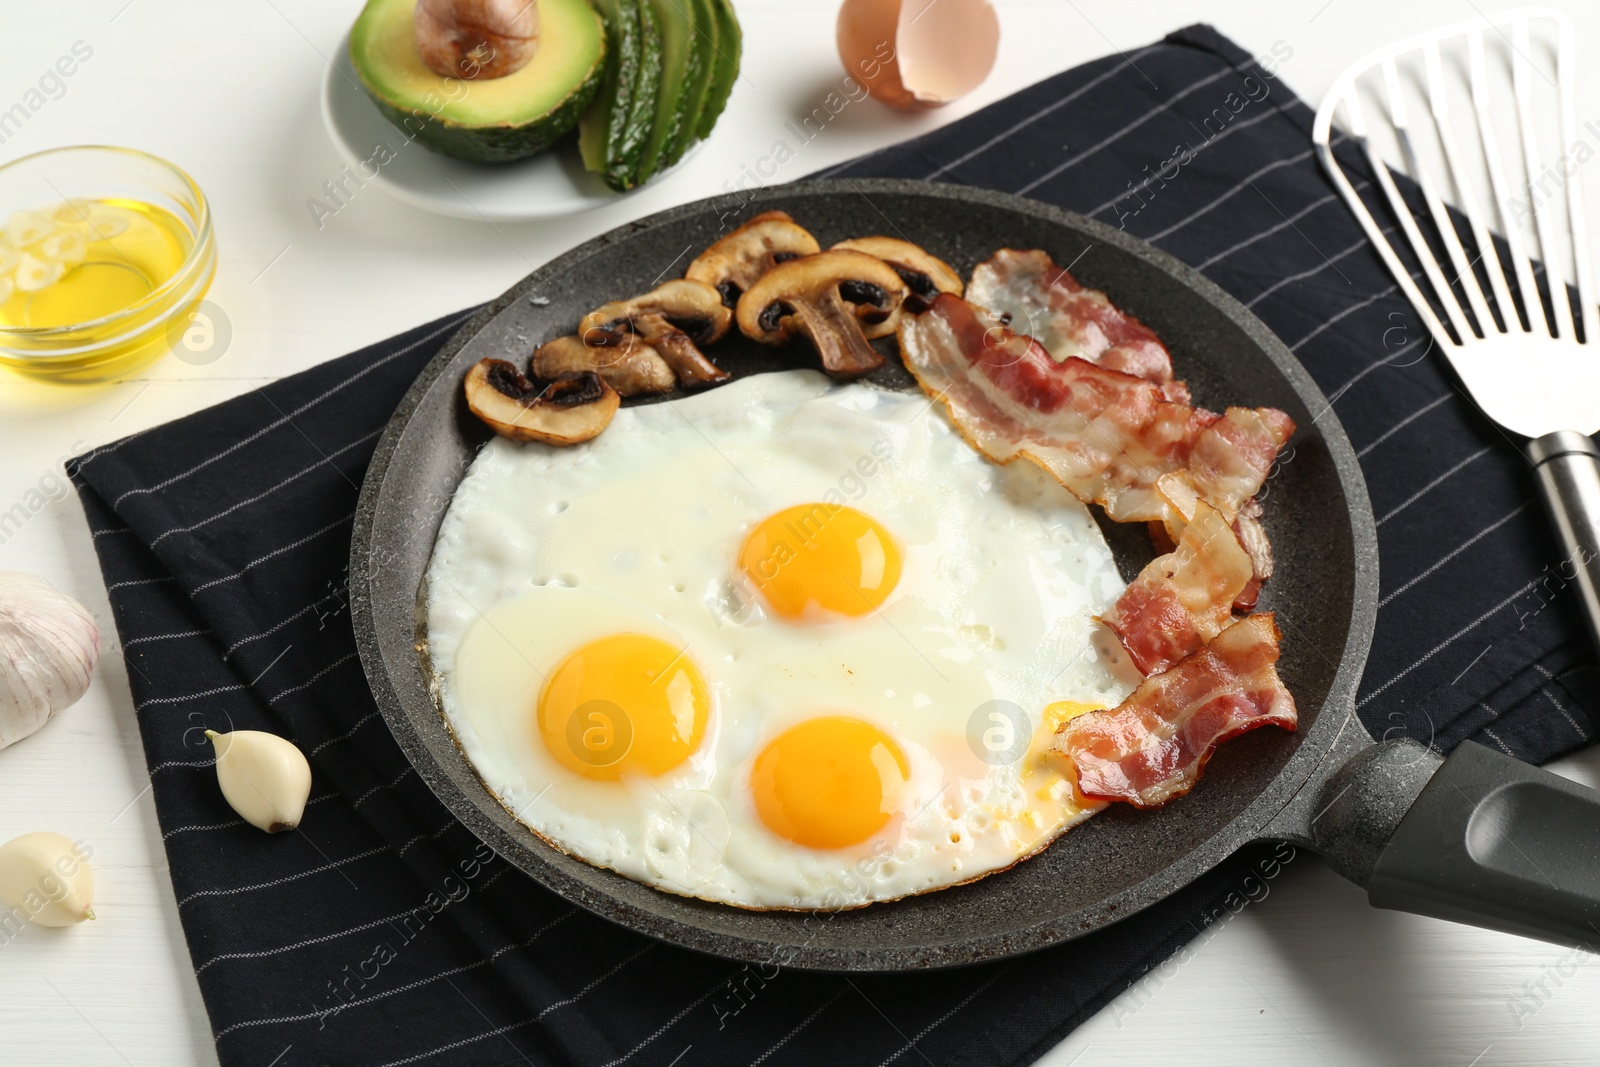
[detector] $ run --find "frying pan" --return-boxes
[350,179,1600,971]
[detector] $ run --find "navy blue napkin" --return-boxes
[70,23,1598,1067]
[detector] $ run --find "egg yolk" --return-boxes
[1040,700,1105,735]
[737,503,902,620]
[751,716,909,849]
[537,633,709,781]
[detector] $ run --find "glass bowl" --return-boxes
[0,145,217,384]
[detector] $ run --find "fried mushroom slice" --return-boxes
[830,236,964,333]
[685,211,822,309]
[464,359,619,445]
[533,334,675,396]
[579,279,732,389]
[735,250,909,379]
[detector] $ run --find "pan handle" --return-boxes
[1313,739,1600,948]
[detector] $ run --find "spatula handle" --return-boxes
[1528,431,1600,657]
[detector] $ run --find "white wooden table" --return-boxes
[4,1,1600,1063]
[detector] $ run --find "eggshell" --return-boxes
[837,0,1000,110]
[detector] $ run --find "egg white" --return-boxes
[425,370,1136,909]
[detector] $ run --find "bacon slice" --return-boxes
[968,248,1189,403]
[897,295,1292,530]
[897,294,1204,522]
[1052,614,1296,808]
[1185,407,1295,518]
[1099,501,1254,676]
[1154,410,1294,526]
[1230,498,1272,612]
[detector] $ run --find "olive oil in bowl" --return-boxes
[0,147,216,384]
[1,199,191,327]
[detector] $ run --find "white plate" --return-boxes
[319,31,695,222]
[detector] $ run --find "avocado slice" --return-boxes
[611,0,664,189]
[635,0,707,184]
[578,0,639,177]
[660,0,719,169]
[350,0,606,164]
[579,0,662,190]
[695,0,741,140]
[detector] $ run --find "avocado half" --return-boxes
[350,0,607,164]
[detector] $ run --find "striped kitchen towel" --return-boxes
[70,22,1598,1067]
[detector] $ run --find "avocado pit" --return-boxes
[414,0,540,79]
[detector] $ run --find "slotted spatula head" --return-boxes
[1312,6,1600,437]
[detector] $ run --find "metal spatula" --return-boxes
[1313,6,1600,654]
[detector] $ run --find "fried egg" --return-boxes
[425,370,1136,909]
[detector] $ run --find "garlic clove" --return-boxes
[0,572,102,751]
[51,199,94,226]
[84,207,130,241]
[5,209,56,249]
[14,252,64,292]
[38,228,87,266]
[0,832,95,926]
[206,730,312,833]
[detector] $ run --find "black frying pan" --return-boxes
[350,179,1600,971]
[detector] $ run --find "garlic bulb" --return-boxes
[0,572,101,750]
[207,730,312,832]
[0,832,95,926]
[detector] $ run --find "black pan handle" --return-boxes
[1312,739,1600,948]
